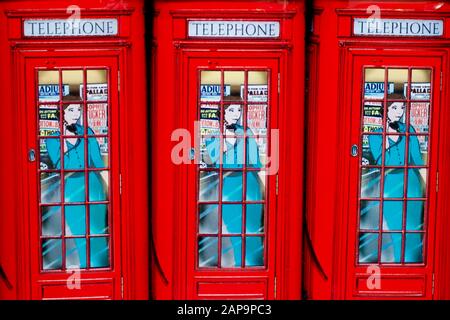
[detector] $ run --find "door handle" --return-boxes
[28,148,36,162]
[351,144,359,157]
[0,264,13,289]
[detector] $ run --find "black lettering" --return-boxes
[257,23,267,36]
[410,22,421,34]
[94,21,105,34]
[421,22,431,35]
[82,22,94,34]
[245,23,256,36]
[226,23,233,35]
[210,23,218,36]
[202,23,209,36]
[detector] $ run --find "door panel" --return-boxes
[24,55,121,300]
[346,54,442,299]
[186,56,279,299]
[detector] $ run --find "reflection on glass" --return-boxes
[200,71,225,102]
[89,171,108,201]
[90,204,109,235]
[408,135,426,165]
[246,171,265,201]
[62,70,83,101]
[406,201,425,231]
[199,204,218,234]
[381,233,402,263]
[40,172,61,204]
[66,238,87,269]
[64,172,85,202]
[407,169,426,198]
[224,71,244,101]
[41,206,62,236]
[359,200,379,230]
[90,237,110,268]
[361,135,382,165]
[362,102,383,133]
[198,236,218,267]
[245,237,264,267]
[364,68,390,99]
[40,138,58,170]
[221,237,242,267]
[88,138,108,168]
[42,239,62,270]
[405,233,424,263]
[38,70,67,102]
[222,172,243,201]
[222,204,242,234]
[246,204,264,234]
[382,201,403,231]
[86,69,108,101]
[383,169,404,198]
[199,171,219,201]
[360,168,381,198]
[388,69,408,96]
[65,205,86,236]
[359,233,378,263]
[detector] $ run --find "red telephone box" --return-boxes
[306,0,450,299]
[0,0,149,300]
[151,0,305,299]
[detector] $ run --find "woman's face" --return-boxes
[64,104,82,125]
[224,104,242,125]
[387,102,405,122]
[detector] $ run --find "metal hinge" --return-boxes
[436,172,439,193]
[121,277,124,299]
[278,73,280,94]
[118,71,121,93]
[120,173,122,194]
[274,276,277,298]
[432,273,435,295]
[276,174,279,195]
[440,71,443,91]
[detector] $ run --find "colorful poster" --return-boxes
[364,82,394,99]
[200,85,231,102]
[87,103,109,155]
[80,83,108,101]
[410,102,429,153]
[404,83,431,100]
[240,85,268,102]
[38,84,69,102]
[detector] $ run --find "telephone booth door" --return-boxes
[179,53,280,299]
[345,51,444,299]
[19,50,122,300]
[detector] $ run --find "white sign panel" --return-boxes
[404,83,431,100]
[354,18,443,37]
[24,19,118,37]
[189,20,280,38]
[80,84,109,101]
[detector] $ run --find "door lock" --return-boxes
[28,149,36,162]
[351,144,359,157]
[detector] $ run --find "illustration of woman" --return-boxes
[45,102,109,269]
[362,93,425,263]
[202,103,265,267]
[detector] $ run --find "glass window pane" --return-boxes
[66,238,87,269]
[224,71,244,101]
[408,135,427,166]
[40,138,60,170]
[62,70,83,101]
[388,68,408,97]
[199,171,219,201]
[247,104,267,135]
[90,237,110,268]
[40,172,61,204]
[362,134,382,165]
[64,172,85,203]
[358,233,378,263]
[200,71,224,102]
[406,201,425,231]
[90,204,109,235]
[382,201,403,231]
[198,236,218,267]
[245,237,264,267]
[65,205,86,236]
[88,137,108,168]
[41,206,62,236]
[89,170,108,201]
[224,103,244,132]
[364,68,391,99]
[221,236,242,268]
[360,168,381,198]
[222,171,243,201]
[363,102,383,133]
[384,168,404,198]
[38,70,67,102]
[63,137,86,169]
[86,69,108,101]
[381,233,402,263]
[246,171,265,201]
[39,104,60,137]
[410,103,429,134]
[42,239,62,270]
[407,169,426,198]
[246,204,264,234]
[247,137,264,167]
[222,204,242,234]
[359,200,379,230]
[385,135,405,165]
[199,204,218,234]
[410,69,431,100]
[87,103,108,136]
[200,104,220,137]
[202,136,221,168]
[405,233,424,263]
[247,71,268,102]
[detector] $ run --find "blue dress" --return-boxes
[204,125,265,267]
[45,124,109,269]
[366,123,425,263]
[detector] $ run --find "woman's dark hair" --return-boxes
[55,95,82,119]
[387,93,405,107]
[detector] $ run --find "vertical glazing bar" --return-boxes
[264,68,271,268]
[59,68,66,270]
[242,70,248,268]
[83,68,90,269]
[106,67,112,268]
[218,69,224,268]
